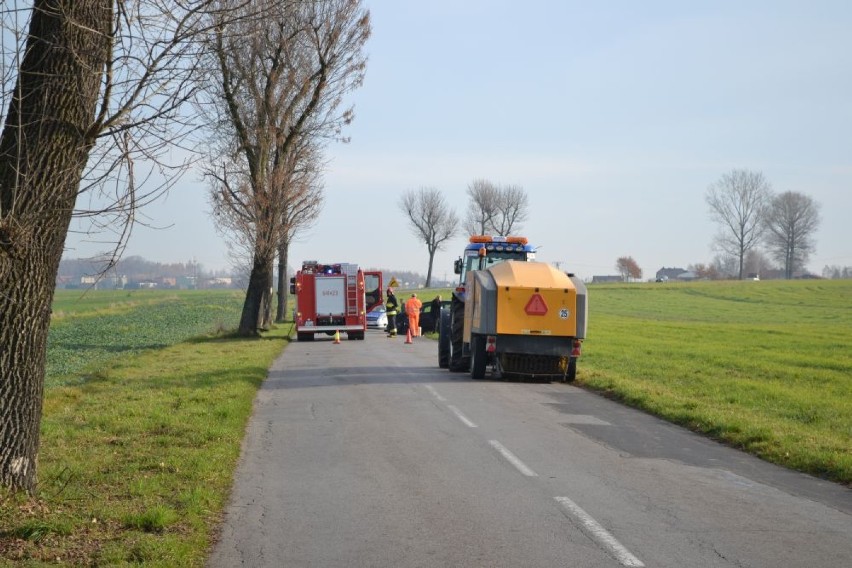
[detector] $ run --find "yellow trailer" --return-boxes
[439,236,588,381]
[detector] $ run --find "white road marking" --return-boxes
[424,385,446,401]
[447,405,477,428]
[489,440,538,477]
[554,496,645,567]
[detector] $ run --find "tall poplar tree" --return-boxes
[0,0,238,493]
[200,0,370,335]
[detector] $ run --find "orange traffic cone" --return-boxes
[333,330,341,344]
[404,328,413,344]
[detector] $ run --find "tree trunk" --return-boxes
[238,252,275,336]
[0,1,113,492]
[275,241,290,323]
[0,237,62,492]
[786,245,794,279]
[738,244,745,280]
[425,247,435,288]
[260,268,273,331]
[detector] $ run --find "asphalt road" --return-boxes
[207,329,852,567]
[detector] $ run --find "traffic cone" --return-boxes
[404,328,413,344]
[333,330,341,344]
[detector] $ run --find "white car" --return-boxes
[366,306,388,329]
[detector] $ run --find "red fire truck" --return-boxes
[290,261,383,341]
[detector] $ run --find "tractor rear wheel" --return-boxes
[565,357,577,382]
[438,308,451,368]
[448,298,467,372]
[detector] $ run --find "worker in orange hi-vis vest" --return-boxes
[405,293,423,337]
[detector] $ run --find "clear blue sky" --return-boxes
[64,0,852,281]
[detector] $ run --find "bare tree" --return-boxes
[706,169,771,280]
[276,143,324,323]
[0,0,247,493]
[462,179,498,235]
[399,187,459,287]
[490,183,529,235]
[462,180,529,236]
[200,0,370,335]
[763,191,820,279]
[616,256,642,282]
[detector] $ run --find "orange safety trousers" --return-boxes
[408,312,420,336]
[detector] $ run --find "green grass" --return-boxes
[46,290,244,386]
[580,279,852,484]
[1,290,288,566]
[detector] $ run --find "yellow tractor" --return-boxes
[438,236,588,381]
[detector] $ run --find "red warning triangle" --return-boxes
[524,293,548,315]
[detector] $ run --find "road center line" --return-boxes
[489,440,538,477]
[424,384,446,401]
[447,405,477,428]
[554,496,645,567]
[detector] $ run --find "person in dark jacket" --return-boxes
[430,295,442,333]
[385,288,400,337]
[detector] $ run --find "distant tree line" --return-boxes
[58,256,232,283]
[820,265,852,280]
[401,169,832,287]
[613,167,828,283]
[705,169,821,279]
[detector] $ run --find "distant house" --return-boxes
[205,277,233,289]
[100,274,128,289]
[591,275,623,284]
[655,267,687,281]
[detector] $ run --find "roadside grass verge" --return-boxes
[579,279,852,485]
[0,326,289,566]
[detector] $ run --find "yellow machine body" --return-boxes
[465,261,586,342]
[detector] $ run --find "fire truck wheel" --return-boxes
[297,332,314,342]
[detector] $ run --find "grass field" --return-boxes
[1,281,850,565]
[579,279,852,484]
[46,289,245,387]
